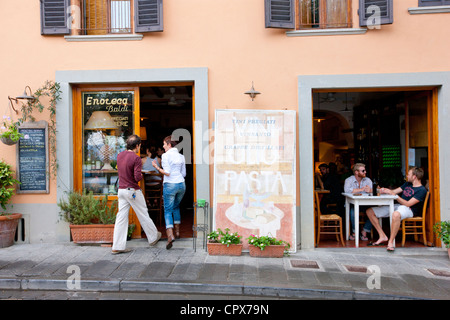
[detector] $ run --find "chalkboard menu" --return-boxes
[16,121,49,194]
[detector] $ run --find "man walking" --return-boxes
[112,135,161,254]
[366,167,427,252]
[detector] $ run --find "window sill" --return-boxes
[408,5,450,14]
[64,34,143,42]
[286,28,367,37]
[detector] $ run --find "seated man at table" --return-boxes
[344,163,373,241]
[365,167,427,251]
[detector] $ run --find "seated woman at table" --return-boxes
[142,146,160,173]
[344,163,373,241]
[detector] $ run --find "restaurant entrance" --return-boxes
[313,89,439,248]
[73,83,195,240]
[139,84,194,239]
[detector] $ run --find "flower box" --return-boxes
[248,244,286,258]
[70,224,115,244]
[207,242,243,256]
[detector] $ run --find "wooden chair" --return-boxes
[315,191,345,247]
[401,191,430,247]
[144,172,164,227]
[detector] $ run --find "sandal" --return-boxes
[349,234,355,241]
[111,248,132,255]
[360,233,369,241]
[387,246,395,252]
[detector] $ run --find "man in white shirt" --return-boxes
[344,163,373,241]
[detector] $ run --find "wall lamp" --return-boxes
[8,86,36,114]
[244,81,261,101]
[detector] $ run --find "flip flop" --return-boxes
[387,246,395,252]
[360,233,369,241]
[367,240,387,246]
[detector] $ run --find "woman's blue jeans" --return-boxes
[163,182,186,229]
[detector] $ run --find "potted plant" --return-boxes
[0,160,22,248]
[58,190,118,244]
[0,116,23,146]
[247,234,290,258]
[433,220,450,259]
[207,228,243,256]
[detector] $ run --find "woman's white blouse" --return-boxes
[161,147,186,183]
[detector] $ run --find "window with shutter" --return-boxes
[134,0,164,32]
[419,0,450,6]
[265,0,295,29]
[359,0,393,27]
[40,0,70,35]
[40,0,163,36]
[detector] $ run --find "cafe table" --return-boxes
[342,193,398,247]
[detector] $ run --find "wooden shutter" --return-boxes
[419,0,450,6]
[359,0,393,27]
[134,0,163,32]
[265,0,295,29]
[40,0,70,35]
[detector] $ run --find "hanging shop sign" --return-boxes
[16,121,49,193]
[213,110,296,250]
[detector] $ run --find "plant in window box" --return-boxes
[58,190,118,244]
[207,228,243,256]
[433,221,450,259]
[0,160,22,248]
[247,234,290,258]
[0,116,23,145]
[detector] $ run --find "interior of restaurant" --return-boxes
[139,85,194,239]
[313,90,432,248]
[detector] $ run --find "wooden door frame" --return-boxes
[73,84,142,237]
[72,82,196,238]
[312,87,440,246]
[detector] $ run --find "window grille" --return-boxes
[83,0,131,35]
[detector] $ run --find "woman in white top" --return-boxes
[152,136,186,249]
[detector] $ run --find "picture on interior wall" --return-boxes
[213,110,296,251]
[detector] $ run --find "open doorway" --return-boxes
[313,90,437,248]
[139,84,194,239]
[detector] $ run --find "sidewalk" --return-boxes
[0,239,449,300]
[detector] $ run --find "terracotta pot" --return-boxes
[0,213,22,248]
[207,242,243,256]
[248,244,286,258]
[70,224,115,244]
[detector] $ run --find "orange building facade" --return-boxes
[1,0,449,249]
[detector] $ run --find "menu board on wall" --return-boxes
[213,110,296,251]
[16,121,49,193]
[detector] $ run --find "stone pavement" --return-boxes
[0,239,449,300]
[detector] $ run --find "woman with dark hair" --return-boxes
[152,135,186,249]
